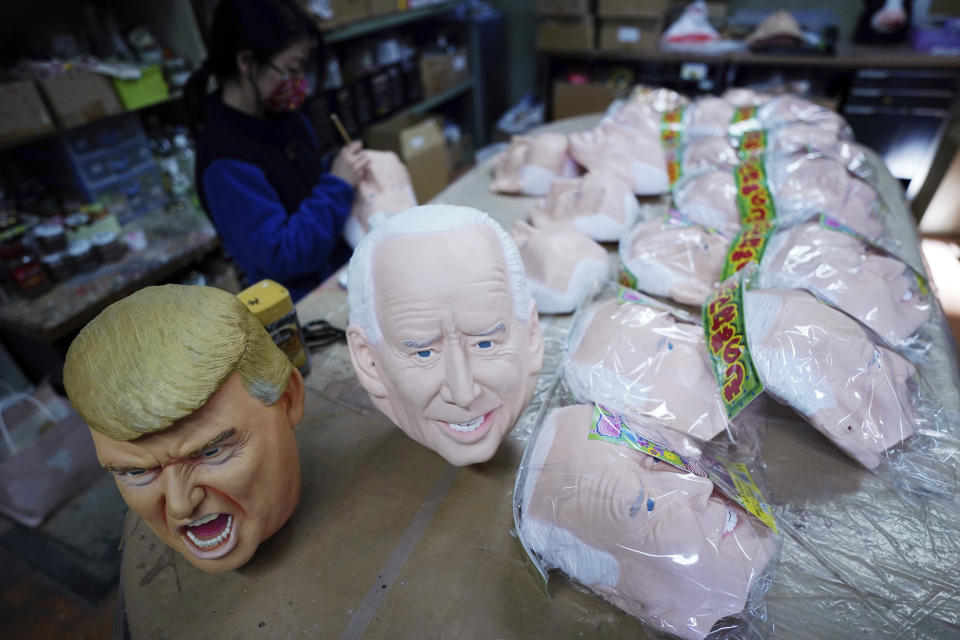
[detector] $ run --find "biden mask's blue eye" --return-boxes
[417,350,432,358]
[477,340,492,349]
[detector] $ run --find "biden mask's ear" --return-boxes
[525,301,545,374]
[346,324,389,399]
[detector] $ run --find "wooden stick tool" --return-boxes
[329,113,352,145]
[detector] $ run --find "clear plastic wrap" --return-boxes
[682,125,865,174]
[563,281,766,456]
[683,96,737,139]
[511,221,611,315]
[490,133,580,196]
[609,89,851,144]
[618,211,731,307]
[727,279,956,490]
[529,171,642,242]
[513,395,781,640]
[672,152,888,241]
[756,94,853,139]
[567,120,668,196]
[757,217,933,353]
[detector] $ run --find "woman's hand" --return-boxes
[331,141,370,187]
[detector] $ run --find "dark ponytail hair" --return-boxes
[184,0,321,129]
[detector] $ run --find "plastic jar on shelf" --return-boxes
[33,222,69,254]
[67,240,100,272]
[91,231,127,263]
[64,212,91,234]
[40,251,73,283]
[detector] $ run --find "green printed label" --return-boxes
[618,263,639,290]
[702,278,764,418]
[699,453,778,532]
[818,214,930,296]
[721,222,775,280]
[660,107,685,148]
[729,105,761,135]
[734,156,777,226]
[666,147,682,186]
[588,404,697,474]
[738,129,767,157]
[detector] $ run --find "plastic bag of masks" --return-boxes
[513,387,780,640]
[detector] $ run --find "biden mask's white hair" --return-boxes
[347,204,533,345]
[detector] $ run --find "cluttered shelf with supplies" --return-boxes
[0,3,221,344]
[310,0,481,197]
[0,0,484,346]
[0,202,217,343]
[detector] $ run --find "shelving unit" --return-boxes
[323,2,464,44]
[0,90,183,154]
[319,1,487,150]
[539,43,960,205]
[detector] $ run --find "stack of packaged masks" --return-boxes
[506,85,960,639]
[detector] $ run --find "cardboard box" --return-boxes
[368,0,402,16]
[111,65,169,111]
[537,17,595,51]
[0,80,56,143]
[419,48,470,100]
[365,113,448,202]
[553,81,623,120]
[536,0,591,16]
[598,18,662,52]
[39,72,123,129]
[598,0,670,18]
[319,0,369,27]
[930,0,960,15]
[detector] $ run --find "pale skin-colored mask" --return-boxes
[347,226,544,466]
[89,371,305,573]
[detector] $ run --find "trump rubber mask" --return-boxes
[64,285,305,573]
[346,205,544,466]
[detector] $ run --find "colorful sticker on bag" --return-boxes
[738,129,767,158]
[588,404,699,474]
[618,262,639,290]
[588,404,778,532]
[729,105,761,136]
[818,214,930,296]
[734,156,777,225]
[721,222,775,279]
[698,453,778,532]
[702,278,764,418]
[660,107,685,148]
[665,147,682,186]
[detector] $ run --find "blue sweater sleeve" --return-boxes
[202,159,354,283]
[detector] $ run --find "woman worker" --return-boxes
[185,0,368,301]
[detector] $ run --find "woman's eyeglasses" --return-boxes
[265,62,305,81]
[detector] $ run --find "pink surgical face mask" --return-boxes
[265,76,308,112]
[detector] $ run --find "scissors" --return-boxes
[302,319,346,351]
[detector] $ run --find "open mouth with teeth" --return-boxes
[440,409,496,441]
[180,513,239,560]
